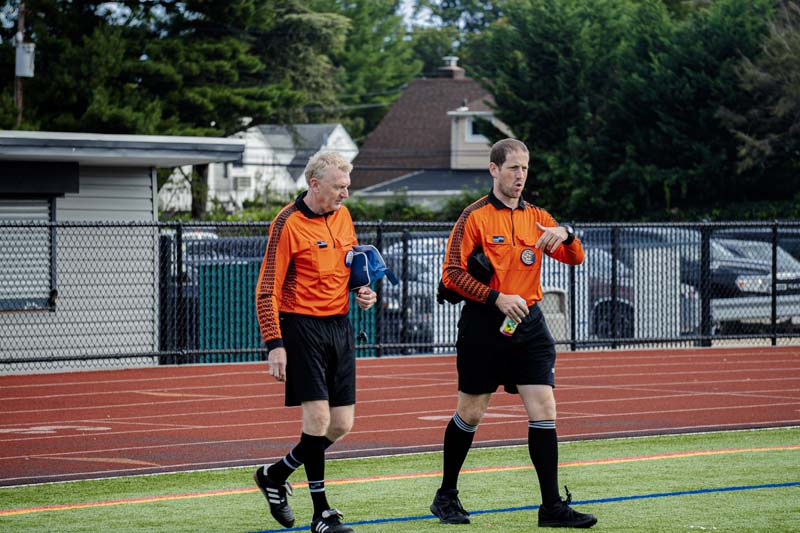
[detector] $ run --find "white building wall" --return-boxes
[1,167,159,372]
[60,167,157,221]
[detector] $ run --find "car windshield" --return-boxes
[715,239,800,272]
[709,240,737,261]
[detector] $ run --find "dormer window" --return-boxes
[465,117,489,143]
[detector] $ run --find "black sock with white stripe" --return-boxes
[440,412,478,491]
[266,433,334,484]
[528,420,560,506]
[300,433,331,519]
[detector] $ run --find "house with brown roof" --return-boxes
[351,57,511,208]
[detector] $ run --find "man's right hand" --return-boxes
[496,293,528,323]
[268,347,288,382]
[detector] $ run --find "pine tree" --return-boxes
[0,0,349,135]
[310,0,422,143]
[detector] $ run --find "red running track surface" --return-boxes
[1,346,798,486]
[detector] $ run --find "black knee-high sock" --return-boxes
[266,434,334,484]
[300,433,331,519]
[528,420,560,506]
[440,412,478,491]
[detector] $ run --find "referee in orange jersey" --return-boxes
[253,151,376,533]
[430,138,597,528]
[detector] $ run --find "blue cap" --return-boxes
[346,245,399,290]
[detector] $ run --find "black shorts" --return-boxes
[281,313,356,407]
[456,303,557,394]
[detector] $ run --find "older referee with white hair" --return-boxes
[253,151,376,533]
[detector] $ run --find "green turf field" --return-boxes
[1,428,798,532]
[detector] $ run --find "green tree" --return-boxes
[0,0,349,135]
[410,0,501,75]
[408,25,461,76]
[0,1,162,132]
[310,0,422,143]
[417,0,501,33]
[624,0,774,217]
[471,0,775,221]
[132,0,349,136]
[718,1,800,185]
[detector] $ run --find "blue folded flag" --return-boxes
[346,245,399,290]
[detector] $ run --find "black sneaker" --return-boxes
[310,508,354,533]
[538,487,597,528]
[430,488,470,524]
[253,466,295,528]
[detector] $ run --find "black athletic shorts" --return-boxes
[280,313,356,407]
[456,302,557,394]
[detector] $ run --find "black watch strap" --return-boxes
[562,224,575,246]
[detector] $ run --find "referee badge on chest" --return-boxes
[520,248,536,265]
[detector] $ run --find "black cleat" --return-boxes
[310,508,354,533]
[430,488,470,524]
[538,487,597,528]
[254,466,295,528]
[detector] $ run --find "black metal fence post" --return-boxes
[569,262,577,352]
[376,220,385,357]
[700,225,712,347]
[771,221,778,346]
[400,230,410,349]
[175,223,185,362]
[610,226,619,348]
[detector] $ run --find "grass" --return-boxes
[1,427,798,532]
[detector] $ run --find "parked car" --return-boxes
[580,227,800,334]
[697,237,800,331]
[380,236,448,354]
[542,245,700,340]
[158,231,267,356]
[715,226,800,260]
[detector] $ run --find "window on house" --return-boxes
[234,176,252,191]
[465,117,489,143]
[0,198,57,311]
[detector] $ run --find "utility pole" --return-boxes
[14,3,26,127]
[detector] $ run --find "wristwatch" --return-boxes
[561,224,575,246]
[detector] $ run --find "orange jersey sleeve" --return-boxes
[442,197,494,304]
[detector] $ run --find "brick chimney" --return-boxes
[438,55,465,79]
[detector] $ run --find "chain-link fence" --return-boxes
[1,220,799,373]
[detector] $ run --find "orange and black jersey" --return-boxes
[442,191,584,307]
[256,192,357,350]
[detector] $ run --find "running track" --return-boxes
[1,346,798,487]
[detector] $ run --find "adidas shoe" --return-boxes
[310,508,354,533]
[253,467,295,528]
[430,488,470,524]
[537,487,597,528]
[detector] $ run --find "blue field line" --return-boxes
[247,481,800,533]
